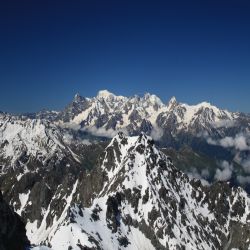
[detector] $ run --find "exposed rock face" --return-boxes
[0,190,29,250]
[1,132,250,249]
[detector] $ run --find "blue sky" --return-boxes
[0,0,249,113]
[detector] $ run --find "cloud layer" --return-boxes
[150,125,164,141]
[205,131,250,184]
[187,167,210,186]
[212,119,236,128]
[214,161,233,181]
[207,133,250,151]
[84,126,129,138]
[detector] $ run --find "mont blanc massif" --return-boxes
[1,90,250,250]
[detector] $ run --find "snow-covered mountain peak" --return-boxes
[105,132,153,165]
[168,96,177,106]
[108,132,154,153]
[102,133,147,176]
[143,93,164,107]
[181,100,224,114]
[74,92,81,98]
[73,93,85,102]
[95,90,128,105]
[101,131,169,192]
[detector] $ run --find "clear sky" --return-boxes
[0,0,249,113]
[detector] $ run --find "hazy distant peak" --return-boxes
[73,93,85,102]
[143,92,164,106]
[168,96,178,108]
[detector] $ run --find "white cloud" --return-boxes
[214,160,233,182]
[240,158,250,173]
[84,126,128,138]
[212,120,236,128]
[206,133,250,151]
[201,168,209,178]
[59,121,129,139]
[197,131,209,138]
[234,135,249,151]
[214,168,232,181]
[237,175,250,185]
[202,131,250,186]
[206,137,217,145]
[187,168,210,186]
[85,126,117,138]
[150,125,164,141]
[219,136,235,148]
[58,122,81,130]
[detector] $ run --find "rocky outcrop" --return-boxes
[0,190,29,250]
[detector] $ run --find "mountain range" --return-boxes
[26,90,250,140]
[0,90,250,249]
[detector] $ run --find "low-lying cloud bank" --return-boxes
[237,175,250,185]
[58,122,81,131]
[212,119,236,128]
[241,158,250,173]
[150,125,164,141]
[83,126,119,138]
[214,161,233,182]
[187,160,234,185]
[59,122,129,139]
[60,121,165,141]
[202,131,250,185]
[187,168,210,186]
[207,133,250,151]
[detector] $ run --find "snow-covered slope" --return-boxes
[0,113,82,172]
[16,132,250,250]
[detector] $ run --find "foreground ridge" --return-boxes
[1,132,249,249]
